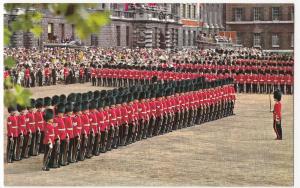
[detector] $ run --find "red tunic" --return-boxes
[53,116,67,140]
[64,68,69,77]
[25,68,30,78]
[7,115,18,137]
[43,122,55,145]
[273,102,282,121]
[34,110,44,131]
[18,114,28,135]
[96,110,106,132]
[64,115,74,139]
[72,114,82,137]
[89,112,98,133]
[81,113,90,135]
[26,112,36,133]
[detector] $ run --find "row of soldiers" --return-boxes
[6,77,236,171]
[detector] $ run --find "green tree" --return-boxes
[4,3,111,107]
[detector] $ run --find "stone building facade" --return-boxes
[200,3,225,34]
[225,3,294,50]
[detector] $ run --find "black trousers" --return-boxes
[273,120,282,139]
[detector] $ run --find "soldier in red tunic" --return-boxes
[42,109,55,171]
[54,103,68,166]
[34,98,44,156]
[63,64,69,85]
[24,65,31,88]
[79,64,85,84]
[91,65,97,86]
[6,105,18,163]
[64,102,75,163]
[44,64,51,86]
[79,101,90,160]
[273,89,283,140]
[72,102,82,162]
[16,104,27,161]
[87,100,98,157]
[23,99,36,158]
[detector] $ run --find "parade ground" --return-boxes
[4,83,293,186]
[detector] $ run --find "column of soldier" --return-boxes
[6,77,236,171]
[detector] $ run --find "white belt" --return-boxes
[77,127,82,129]
[67,128,73,130]
[12,126,18,128]
[84,124,90,126]
[117,117,121,119]
[49,134,55,136]
[8,122,12,125]
[38,121,44,123]
[29,122,35,124]
[20,124,26,127]
[58,129,65,131]
[91,123,97,125]
[100,121,104,123]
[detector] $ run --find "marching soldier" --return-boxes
[87,100,98,158]
[44,64,51,86]
[6,105,19,163]
[72,102,82,162]
[79,64,85,84]
[37,68,43,87]
[273,89,282,140]
[91,65,97,86]
[119,96,129,146]
[16,104,27,161]
[64,64,69,85]
[64,102,75,163]
[23,99,36,158]
[24,65,31,88]
[34,98,44,156]
[54,103,68,166]
[79,101,90,160]
[42,109,55,171]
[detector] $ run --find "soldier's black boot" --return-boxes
[101,130,108,153]
[112,126,119,149]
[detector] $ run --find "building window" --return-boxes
[253,8,261,21]
[272,7,280,21]
[182,4,186,18]
[193,31,196,45]
[188,5,191,18]
[183,30,186,46]
[102,3,105,9]
[235,8,243,21]
[176,29,179,46]
[188,30,191,46]
[47,23,54,41]
[126,26,129,46]
[291,33,294,47]
[193,5,196,19]
[236,32,242,45]
[154,27,158,48]
[272,34,279,47]
[60,23,65,42]
[291,6,294,21]
[199,5,202,19]
[253,33,261,47]
[116,25,121,46]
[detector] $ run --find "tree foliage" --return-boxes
[3,3,111,107]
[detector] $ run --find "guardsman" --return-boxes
[137,93,147,140]
[91,65,97,86]
[25,65,31,88]
[79,64,85,84]
[113,100,122,148]
[44,64,51,86]
[97,65,102,86]
[88,100,98,158]
[16,104,27,161]
[101,104,110,152]
[273,89,282,140]
[6,105,18,163]
[95,100,105,155]
[154,93,164,136]
[72,102,82,162]
[119,96,129,145]
[79,101,90,160]
[51,66,57,85]
[64,102,75,163]
[126,94,135,144]
[42,109,55,171]
[64,64,69,85]
[132,94,140,142]
[24,99,36,158]
[148,92,157,137]
[107,98,117,150]
[54,103,68,166]
[34,98,44,156]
